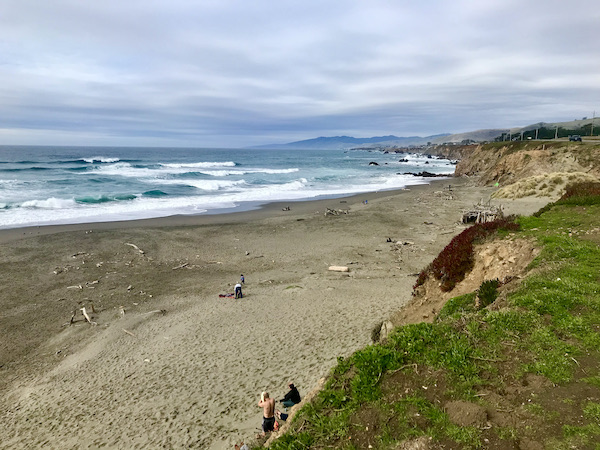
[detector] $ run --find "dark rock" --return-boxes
[403,171,447,177]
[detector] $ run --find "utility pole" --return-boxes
[535,128,539,140]
[555,126,558,139]
[592,111,595,137]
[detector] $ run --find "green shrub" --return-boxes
[478,279,500,308]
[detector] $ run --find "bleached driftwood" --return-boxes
[328,266,349,272]
[80,307,97,325]
[325,208,350,216]
[122,329,136,337]
[172,263,189,270]
[141,309,167,316]
[125,243,145,254]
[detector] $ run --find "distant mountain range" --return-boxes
[252,134,451,150]
[252,118,597,150]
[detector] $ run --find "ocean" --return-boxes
[0,145,455,230]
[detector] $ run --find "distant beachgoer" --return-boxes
[235,283,243,299]
[234,443,249,450]
[258,391,275,435]
[279,382,301,408]
[240,274,245,284]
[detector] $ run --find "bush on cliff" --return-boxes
[414,217,519,292]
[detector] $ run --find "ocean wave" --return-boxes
[20,197,78,209]
[76,194,137,204]
[161,161,236,169]
[86,162,158,177]
[2,166,51,172]
[81,156,121,163]
[153,178,247,191]
[272,178,308,191]
[198,168,299,177]
[142,190,169,197]
[0,179,24,186]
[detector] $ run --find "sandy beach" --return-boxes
[0,177,547,449]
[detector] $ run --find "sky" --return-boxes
[1,0,599,148]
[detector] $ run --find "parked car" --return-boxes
[569,135,582,142]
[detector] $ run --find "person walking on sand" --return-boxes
[234,282,243,299]
[279,382,301,408]
[240,274,245,284]
[258,391,275,435]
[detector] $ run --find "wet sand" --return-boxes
[0,177,547,449]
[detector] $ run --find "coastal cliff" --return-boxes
[454,140,600,186]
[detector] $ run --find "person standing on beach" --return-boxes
[258,391,275,435]
[240,274,245,284]
[234,282,243,299]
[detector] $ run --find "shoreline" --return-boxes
[0,176,549,449]
[0,178,450,244]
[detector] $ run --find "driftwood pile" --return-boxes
[462,201,504,224]
[325,207,350,216]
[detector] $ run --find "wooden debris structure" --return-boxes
[462,201,504,224]
[325,208,350,216]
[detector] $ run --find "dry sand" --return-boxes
[0,177,548,449]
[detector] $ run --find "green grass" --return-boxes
[262,186,600,449]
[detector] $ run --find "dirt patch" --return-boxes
[444,400,487,427]
[349,404,387,449]
[391,237,540,326]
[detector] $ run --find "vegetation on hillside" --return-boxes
[413,217,519,292]
[262,182,600,449]
[454,141,600,188]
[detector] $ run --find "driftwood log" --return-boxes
[325,208,349,216]
[125,243,145,255]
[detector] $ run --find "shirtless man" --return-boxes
[258,391,275,435]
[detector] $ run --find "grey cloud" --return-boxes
[0,0,599,147]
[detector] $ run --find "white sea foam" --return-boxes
[161,161,236,169]
[152,179,247,191]
[198,168,299,177]
[82,156,121,163]
[20,197,78,209]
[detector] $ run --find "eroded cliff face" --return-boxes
[420,144,476,161]
[454,141,600,186]
[390,237,540,327]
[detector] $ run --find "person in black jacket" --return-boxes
[279,382,301,408]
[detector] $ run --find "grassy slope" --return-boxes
[265,185,600,449]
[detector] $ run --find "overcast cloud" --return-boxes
[1,0,598,147]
